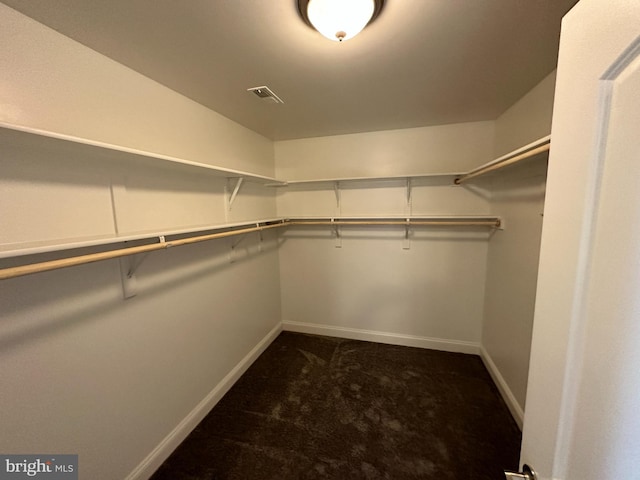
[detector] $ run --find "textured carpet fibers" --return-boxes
[151,332,521,479]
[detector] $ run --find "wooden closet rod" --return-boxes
[0,222,287,281]
[0,217,500,281]
[289,219,500,227]
[455,141,551,185]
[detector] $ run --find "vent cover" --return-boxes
[247,85,284,104]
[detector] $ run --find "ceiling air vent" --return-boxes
[247,85,284,104]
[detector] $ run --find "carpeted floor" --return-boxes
[151,332,521,479]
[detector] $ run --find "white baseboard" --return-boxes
[125,322,283,480]
[282,320,480,355]
[479,346,524,429]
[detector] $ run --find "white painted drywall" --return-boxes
[275,123,495,349]
[275,122,495,180]
[493,71,557,158]
[0,236,282,480]
[0,6,280,480]
[481,71,556,421]
[279,227,491,348]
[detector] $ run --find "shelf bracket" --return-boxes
[257,223,263,252]
[403,219,411,250]
[406,178,412,206]
[331,218,342,248]
[334,181,341,210]
[228,177,244,210]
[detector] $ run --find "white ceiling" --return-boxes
[2,0,579,141]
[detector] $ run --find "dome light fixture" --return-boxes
[298,0,385,42]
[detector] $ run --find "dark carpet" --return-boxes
[151,332,521,479]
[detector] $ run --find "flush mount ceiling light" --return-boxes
[298,0,384,42]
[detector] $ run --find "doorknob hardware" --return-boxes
[504,464,537,480]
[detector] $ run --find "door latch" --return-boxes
[504,464,537,480]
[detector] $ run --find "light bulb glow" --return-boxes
[306,0,375,42]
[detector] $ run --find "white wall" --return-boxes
[493,72,557,157]
[480,71,556,426]
[0,6,280,479]
[276,122,496,180]
[275,122,495,352]
[0,237,281,480]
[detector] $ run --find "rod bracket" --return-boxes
[331,218,342,248]
[403,219,411,250]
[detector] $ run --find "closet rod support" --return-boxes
[331,218,342,248]
[403,220,411,250]
[257,224,264,252]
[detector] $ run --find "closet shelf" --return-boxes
[455,135,551,184]
[0,123,283,185]
[2,122,549,189]
[268,173,461,187]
